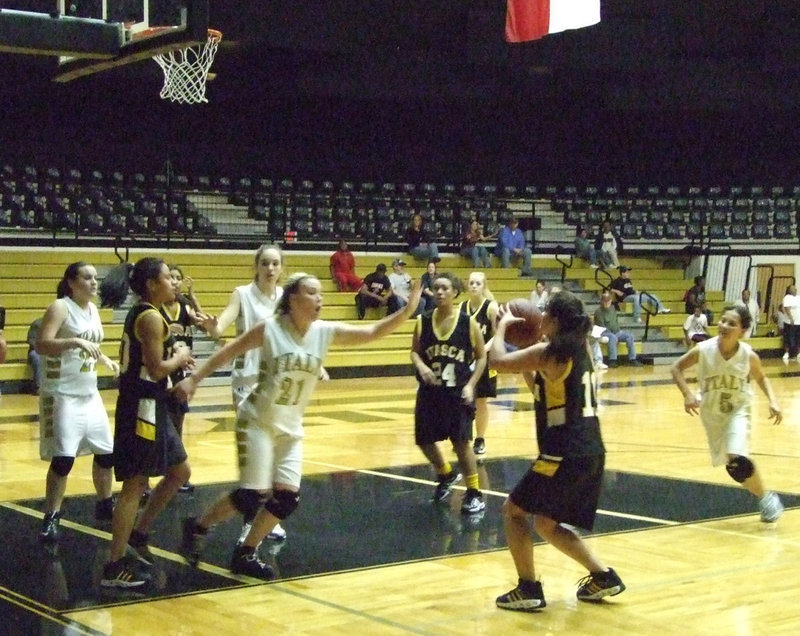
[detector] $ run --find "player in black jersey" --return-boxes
[163,265,208,493]
[489,290,625,611]
[99,258,195,589]
[459,272,499,456]
[412,272,487,514]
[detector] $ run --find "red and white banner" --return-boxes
[505,0,601,44]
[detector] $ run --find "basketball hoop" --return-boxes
[153,29,222,104]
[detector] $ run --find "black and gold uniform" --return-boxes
[114,302,186,481]
[161,297,193,384]
[459,298,497,398]
[510,346,606,530]
[414,309,477,445]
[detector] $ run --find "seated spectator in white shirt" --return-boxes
[683,303,711,346]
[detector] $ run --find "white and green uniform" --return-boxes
[39,298,112,460]
[696,336,754,465]
[236,315,336,490]
[231,283,283,409]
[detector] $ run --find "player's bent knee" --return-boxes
[93,453,114,469]
[725,456,755,483]
[230,488,265,518]
[264,489,299,520]
[50,456,75,477]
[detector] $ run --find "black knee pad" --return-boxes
[230,488,264,518]
[50,456,75,477]
[93,453,114,469]
[725,456,755,483]
[264,490,300,520]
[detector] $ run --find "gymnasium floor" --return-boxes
[1,361,799,635]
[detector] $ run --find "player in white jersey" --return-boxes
[671,305,784,522]
[199,244,291,541]
[176,272,422,579]
[36,262,120,543]
[201,244,285,409]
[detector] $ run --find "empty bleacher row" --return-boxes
[553,184,800,243]
[0,164,216,237]
[0,162,523,247]
[2,162,800,249]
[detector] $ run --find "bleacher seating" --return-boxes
[2,160,800,254]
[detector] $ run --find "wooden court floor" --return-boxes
[1,360,799,635]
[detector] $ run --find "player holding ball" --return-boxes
[489,289,625,611]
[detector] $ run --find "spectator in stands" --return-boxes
[329,239,363,292]
[460,220,494,268]
[735,289,760,339]
[419,259,438,313]
[574,226,607,269]
[388,258,418,315]
[355,263,398,319]
[405,213,440,263]
[589,317,609,371]
[593,292,642,367]
[683,303,711,346]
[684,275,713,324]
[27,317,43,394]
[494,217,533,276]
[780,284,800,362]
[529,280,550,311]
[774,303,789,360]
[609,266,670,323]
[594,220,621,269]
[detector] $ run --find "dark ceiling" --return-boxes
[2,1,800,185]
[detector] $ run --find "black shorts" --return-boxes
[414,386,475,445]
[474,368,497,399]
[509,454,605,531]
[113,392,188,481]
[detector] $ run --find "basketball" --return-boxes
[503,299,543,348]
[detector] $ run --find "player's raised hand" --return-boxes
[406,279,423,315]
[496,304,524,329]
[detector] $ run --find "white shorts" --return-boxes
[39,392,113,460]
[701,405,750,466]
[236,416,303,490]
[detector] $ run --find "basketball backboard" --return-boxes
[0,1,208,80]
[55,0,209,81]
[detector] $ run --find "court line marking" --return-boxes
[303,459,681,526]
[0,501,258,584]
[0,584,104,636]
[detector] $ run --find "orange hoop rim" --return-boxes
[130,26,222,43]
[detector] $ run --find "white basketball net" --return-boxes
[153,30,221,104]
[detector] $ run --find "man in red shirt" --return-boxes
[330,239,363,292]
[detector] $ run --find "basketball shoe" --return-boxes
[496,579,546,611]
[576,567,626,602]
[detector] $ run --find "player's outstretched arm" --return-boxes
[201,289,242,340]
[175,321,265,403]
[670,347,701,415]
[332,280,422,346]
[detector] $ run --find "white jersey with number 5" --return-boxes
[696,336,753,422]
[240,315,336,439]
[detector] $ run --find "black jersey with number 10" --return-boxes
[532,347,605,457]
